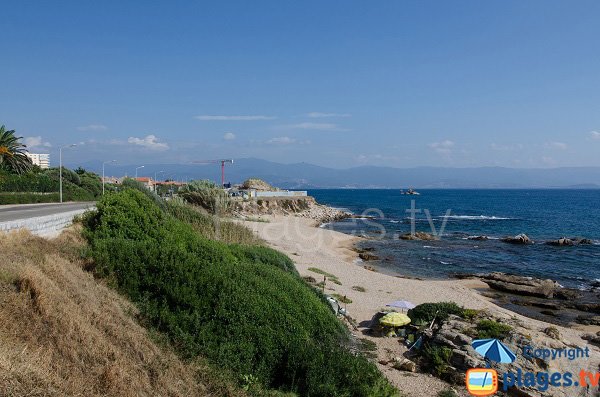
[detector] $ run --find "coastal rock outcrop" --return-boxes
[399,232,437,241]
[480,272,558,298]
[546,237,593,246]
[546,237,575,246]
[501,234,534,245]
[359,252,379,261]
[233,196,350,224]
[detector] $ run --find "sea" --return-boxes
[308,189,600,290]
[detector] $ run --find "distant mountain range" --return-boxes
[77,158,600,189]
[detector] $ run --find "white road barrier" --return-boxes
[0,208,92,237]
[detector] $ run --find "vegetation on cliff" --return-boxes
[82,186,397,396]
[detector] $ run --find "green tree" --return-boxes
[0,125,33,174]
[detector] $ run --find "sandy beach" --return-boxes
[244,215,600,397]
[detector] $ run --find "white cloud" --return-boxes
[24,136,52,149]
[428,140,455,154]
[306,112,351,118]
[223,132,236,140]
[194,115,275,121]
[266,136,296,145]
[591,131,600,140]
[77,124,108,132]
[545,141,568,150]
[276,122,347,131]
[127,135,169,151]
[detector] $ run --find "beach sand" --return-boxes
[243,215,600,397]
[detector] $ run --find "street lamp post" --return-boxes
[154,170,165,193]
[135,165,145,178]
[102,160,117,195]
[59,144,77,203]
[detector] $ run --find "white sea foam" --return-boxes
[462,235,501,240]
[441,215,514,220]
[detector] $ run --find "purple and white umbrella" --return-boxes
[385,300,416,311]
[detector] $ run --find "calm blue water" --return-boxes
[308,189,600,289]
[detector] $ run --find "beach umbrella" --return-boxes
[471,339,516,364]
[386,300,416,311]
[379,312,411,327]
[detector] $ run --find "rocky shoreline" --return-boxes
[453,272,600,329]
[233,195,352,224]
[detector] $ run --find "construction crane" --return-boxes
[191,159,234,186]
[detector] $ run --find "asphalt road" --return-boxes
[0,202,95,222]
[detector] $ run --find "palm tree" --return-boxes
[0,125,33,174]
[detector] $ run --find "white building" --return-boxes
[26,153,50,169]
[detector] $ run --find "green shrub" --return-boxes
[461,308,480,320]
[231,245,298,275]
[423,345,453,376]
[166,200,261,245]
[182,189,231,214]
[476,320,512,340]
[408,302,464,324]
[84,189,397,397]
[121,178,166,210]
[181,179,219,191]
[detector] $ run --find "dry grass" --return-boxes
[0,226,246,397]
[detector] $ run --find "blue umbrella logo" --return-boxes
[472,338,516,364]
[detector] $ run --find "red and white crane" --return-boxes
[191,159,234,186]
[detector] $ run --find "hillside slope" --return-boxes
[0,227,244,397]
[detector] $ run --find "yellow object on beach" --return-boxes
[379,312,411,327]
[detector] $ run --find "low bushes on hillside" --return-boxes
[83,189,397,397]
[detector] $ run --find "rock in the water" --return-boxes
[546,237,593,246]
[359,252,379,261]
[577,238,593,245]
[546,237,575,246]
[400,232,437,241]
[392,357,417,372]
[501,234,534,245]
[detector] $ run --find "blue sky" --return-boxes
[2,0,600,169]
